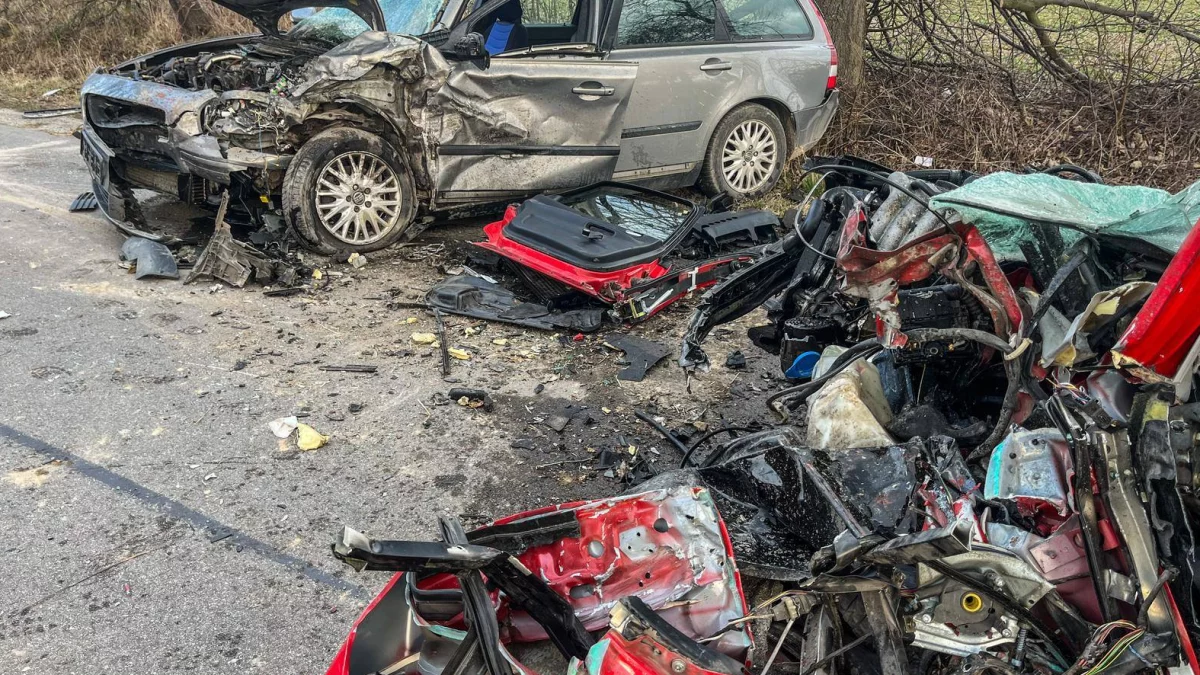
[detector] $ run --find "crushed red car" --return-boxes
[672,157,1200,674]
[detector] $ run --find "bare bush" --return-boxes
[820,68,1200,190]
[811,0,1200,189]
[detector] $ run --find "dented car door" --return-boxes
[431,56,638,204]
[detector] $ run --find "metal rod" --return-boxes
[435,309,451,377]
[760,616,796,675]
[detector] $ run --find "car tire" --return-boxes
[699,103,787,200]
[282,127,416,254]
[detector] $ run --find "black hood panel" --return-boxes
[209,0,386,34]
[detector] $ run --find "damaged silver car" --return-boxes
[78,0,839,253]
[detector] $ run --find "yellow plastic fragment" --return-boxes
[296,423,329,450]
[412,332,438,345]
[448,348,471,360]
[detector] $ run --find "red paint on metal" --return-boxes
[326,489,749,675]
[1113,217,1200,379]
[474,205,669,303]
[1166,584,1200,675]
[956,223,1023,338]
[324,572,407,675]
[579,626,737,675]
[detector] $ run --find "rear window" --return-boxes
[721,0,812,39]
[615,0,718,47]
[567,186,691,240]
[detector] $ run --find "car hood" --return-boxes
[209,0,386,34]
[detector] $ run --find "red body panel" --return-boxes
[836,206,1022,346]
[326,487,750,675]
[1113,217,1200,380]
[573,625,740,675]
[475,205,669,304]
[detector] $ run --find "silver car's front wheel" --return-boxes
[315,151,404,246]
[700,103,788,199]
[283,127,416,254]
[721,120,779,194]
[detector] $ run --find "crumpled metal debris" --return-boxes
[666,156,1200,674]
[325,486,750,675]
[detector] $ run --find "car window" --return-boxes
[720,0,812,39]
[523,0,578,25]
[615,0,718,47]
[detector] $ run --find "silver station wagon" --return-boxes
[80,0,839,253]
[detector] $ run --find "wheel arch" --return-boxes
[292,99,431,201]
[733,97,795,156]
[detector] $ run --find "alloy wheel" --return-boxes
[314,151,403,245]
[721,119,779,194]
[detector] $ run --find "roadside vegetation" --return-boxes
[0,0,248,108]
[1,0,1196,190]
[824,0,1200,190]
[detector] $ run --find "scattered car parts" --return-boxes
[326,486,751,675]
[663,156,1200,674]
[120,237,180,279]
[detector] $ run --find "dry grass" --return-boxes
[0,0,250,107]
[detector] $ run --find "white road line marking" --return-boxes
[0,139,75,156]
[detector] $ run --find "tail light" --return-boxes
[809,4,839,94]
[827,48,838,93]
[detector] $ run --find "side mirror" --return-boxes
[452,32,489,60]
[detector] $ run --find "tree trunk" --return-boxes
[169,0,216,40]
[815,0,867,88]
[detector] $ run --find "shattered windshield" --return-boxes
[289,0,445,44]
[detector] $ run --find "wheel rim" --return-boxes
[721,119,779,194]
[314,151,403,245]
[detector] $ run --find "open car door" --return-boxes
[430,55,638,204]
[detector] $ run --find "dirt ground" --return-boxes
[0,108,787,672]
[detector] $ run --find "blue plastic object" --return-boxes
[786,351,821,379]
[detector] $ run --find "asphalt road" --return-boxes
[0,111,768,674]
[0,113,465,673]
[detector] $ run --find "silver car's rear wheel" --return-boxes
[700,103,788,199]
[721,120,779,194]
[315,151,403,246]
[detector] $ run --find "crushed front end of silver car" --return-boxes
[79,28,443,243]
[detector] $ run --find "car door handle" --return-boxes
[572,83,615,97]
[700,60,733,72]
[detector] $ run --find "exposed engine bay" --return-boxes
[124,37,318,94]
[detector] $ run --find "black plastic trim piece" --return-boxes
[621,121,702,139]
[618,597,744,675]
[438,145,621,156]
